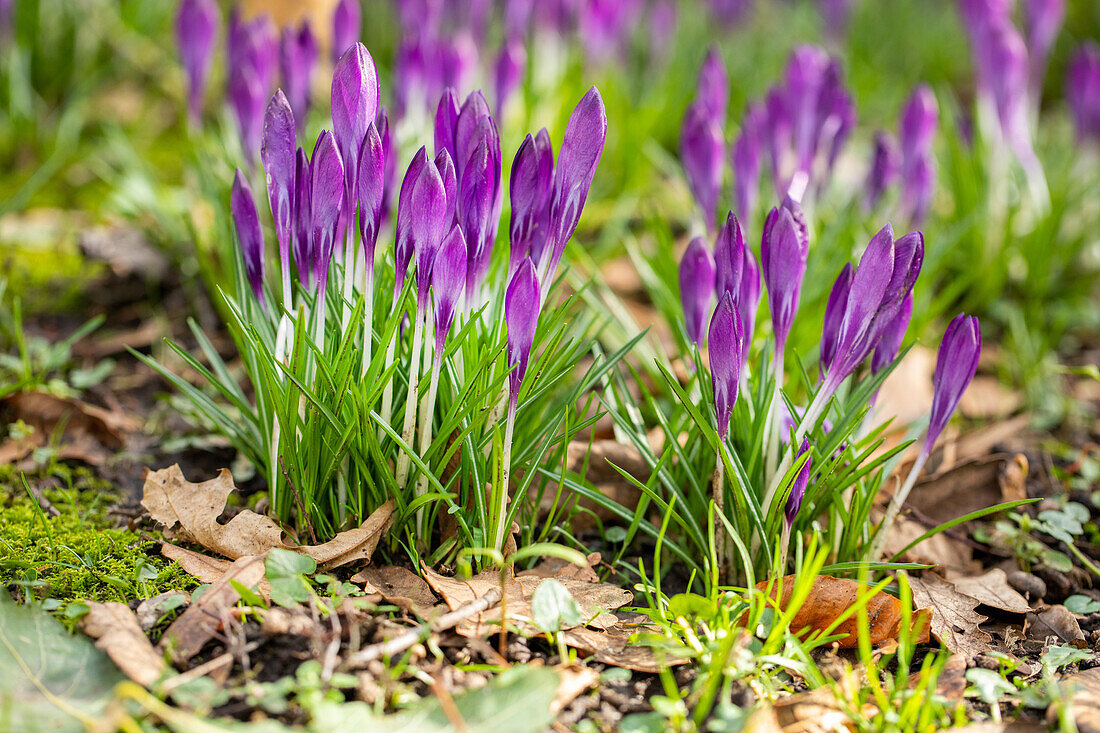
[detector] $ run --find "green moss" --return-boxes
[0,465,195,604]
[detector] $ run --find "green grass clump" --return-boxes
[0,465,194,604]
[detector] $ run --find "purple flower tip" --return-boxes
[505,257,543,397]
[709,291,744,441]
[679,237,717,346]
[331,42,380,184]
[230,169,266,306]
[681,103,725,232]
[925,314,981,454]
[760,203,808,356]
[784,438,812,527]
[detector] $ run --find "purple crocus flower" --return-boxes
[394,148,429,300]
[1024,0,1064,101]
[784,438,812,526]
[713,212,744,304]
[408,156,450,306]
[493,39,526,116]
[696,46,729,128]
[332,0,361,62]
[543,87,607,288]
[454,90,494,185]
[899,85,938,223]
[819,262,853,376]
[435,88,461,164]
[865,131,900,211]
[738,244,761,350]
[436,148,458,227]
[309,130,345,293]
[760,200,809,359]
[509,129,555,275]
[823,226,923,394]
[292,147,312,287]
[924,313,981,454]
[231,169,266,307]
[679,237,716,347]
[228,13,277,162]
[708,292,744,441]
[356,122,385,270]
[378,107,396,224]
[279,21,317,131]
[459,133,498,300]
[733,103,765,220]
[680,103,725,233]
[260,91,296,300]
[871,291,913,375]
[176,0,219,123]
[1067,43,1100,142]
[505,257,542,397]
[331,42,380,230]
[432,226,467,348]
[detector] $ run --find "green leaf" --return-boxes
[309,666,560,733]
[1064,595,1100,614]
[965,668,1015,704]
[1039,548,1074,573]
[1041,644,1092,673]
[531,579,583,633]
[0,594,126,732]
[265,549,316,607]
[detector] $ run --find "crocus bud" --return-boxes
[819,262,853,376]
[871,291,913,375]
[409,157,449,305]
[509,129,555,274]
[738,245,761,350]
[357,122,385,268]
[279,21,317,130]
[760,202,808,357]
[231,169,266,307]
[332,43,380,196]
[309,130,345,291]
[433,226,467,349]
[227,15,277,162]
[900,85,938,157]
[378,107,396,223]
[713,212,744,303]
[292,147,312,287]
[505,257,542,396]
[680,237,716,346]
[435,148,458,227]
[680,103,725,233]
[784,439,811,526]
[394,148,429,298]
[1066,42,1100,142]
[260,91,296,292]
[435,87,461,163]
[494,39,526,116]
[924,314,981,454]
[1024,0,1064,97]
[176,0,219,122]
[460,133,497,299]
[545,87,607,286]
[708,292,744,441]
[696,46,729,128]
[733,103,764,220]
[865,131,899,211]
[455,90,492,183]
[820,0,851,38]
[903,154,935,224]
[332,0,360,62]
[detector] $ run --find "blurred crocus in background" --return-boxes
[279,20,317,131]
[228,11,277,161]
[679,236,716,347]
[176,0,219,123]
[1067,42,1100,143]
[864,130,899,211]
[494,39,526,116]
[332,0,361,62]
[732,103,765,221]
[681,103,725,233]
[1023,0,1064,106]
[899,85,938,224]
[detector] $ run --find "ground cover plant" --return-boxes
[2,0,1100,731]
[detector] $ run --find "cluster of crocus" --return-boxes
[227,40,607,551]
[175,0,219,123]
[958,0,1056,205]
[1067,42,1100,143]
[865,85,939,224]
[680,47,728,233]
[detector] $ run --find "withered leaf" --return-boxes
[756,575,931,648]
[351,565,439,618]
[908,573,992,657]
[1027,606,1087,647]
[952,569,1031,615]
[143,465,393,569]
[1050,667,1100,731]
[550,665,599,715]
[562,624,686,673]
[81,602,167,688]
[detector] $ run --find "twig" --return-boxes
[345,587,503,669]
[159,653,233,694]
[428,676,469,733]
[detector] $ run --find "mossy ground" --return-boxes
[0,463,194,606]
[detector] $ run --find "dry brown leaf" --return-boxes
[876,510,981,577]
[550,665,599,715]
[1027,606,1087,647]
[952,569,1031,615]
[159,555,266,664]
[81,602,167,688]
[518,552,601,583]
[1051,667,1100,732]
[561,623,686,673]
[0,391,135,467]
[908,573,991,657]
[161,542,232,582]
[934,654,968,702]
[143,465,393,569]
[350,565,439,618]
[959,376,1022,420]
[756,575,930,648]
[135,591,191,632]
[899,454,1027,526]
[773,686,864,732]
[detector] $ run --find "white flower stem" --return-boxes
[360,268,374,380]
[713,446,728,584]
[760,380,831,522]
[416,346,443,531]
[494,391,519,553]
[395,307,424,488]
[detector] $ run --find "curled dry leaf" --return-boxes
[159,555,266,665]
[550,665,599,715]
[875,509,981,577]
[1049,667,1100,731]
[351,565,440,618]
[952,569,1031,615]
[908,573,992,658]
[1027,605,1087,647]
[81,602,167,688]
[562,623,686,673]
[518,552,602,583]
[0,391,136,467]
[142,465,393,569]
[899,453,1028,526]
[756,575,931,648]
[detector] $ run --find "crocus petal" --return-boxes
[356,122,385,265]
[713,211,744,303]
[455,90,492,184]
[505,257,542,395]
[865,130,899,210]
[680,103,725,232]
[871,291,913,374]
[435,87,461,163]
[435,148,458,227]
[459,135,497,297]
[292,146,312,287]
[708,291,744,440]
[409,157,449,303]
[1066,43,1100,142]
[176,0,219,121]
[761,204,808,355]
[819,262,853,375]
[394,147,429,296]
[696,46,729,128]
[261,91,296,267]
[679,237,716,346]
[332,0,360,61]
[331,42,380,192]
[925,314,982,452]
[309,130,345,288]
[784,439,812,526]
[433,225,467,346]
[231,169,266,306]
[279,21,317,128]
[494,39,526,116]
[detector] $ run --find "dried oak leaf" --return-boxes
[756,575,931,648]
[550,665,599,715]
[351,565,440,618]
[159,555,265,664]
[562,623,686,673]
[1027,605,1087,647]
[952,569,1031,615]
[160,543,272,598]
[81,602,167,688]
[1050,667,1100,732]
[0,391,136,467]
[908,573,992,658]
[142,464,393,569]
